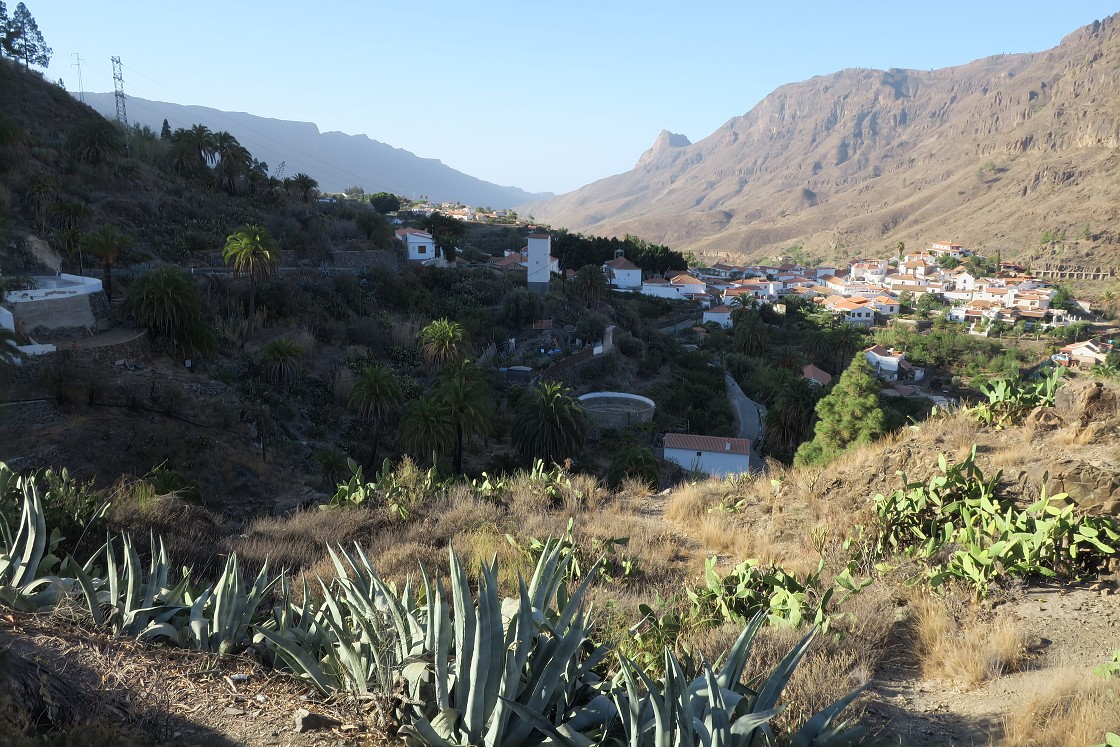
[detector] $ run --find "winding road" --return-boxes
[724,373,767,472]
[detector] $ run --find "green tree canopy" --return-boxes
[510,380,589,466]
[501,287,542,328]
[606,444,659,489]
[369,192,401,214]
[82,224,131,301]
[399,394,456,464]
[124,266,216,355]
[794,354,885,467]
[419,318,467,373]
[349,362,405,464]
[3,2,50,70]
[434,360,493,473]
[223,224,279,335]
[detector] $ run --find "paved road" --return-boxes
[724,373,767,472]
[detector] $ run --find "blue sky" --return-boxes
[29,1,1120,195]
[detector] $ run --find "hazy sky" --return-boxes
[30,1,1120,195]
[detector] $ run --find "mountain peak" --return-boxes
[636,130,691,168]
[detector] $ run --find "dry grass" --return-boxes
[232,506,387,574]
[998,672,1120,747]
[911,592,1028,687]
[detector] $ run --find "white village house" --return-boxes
[663,434,754,477]
[395,228,439,263]
[604,254,642,290]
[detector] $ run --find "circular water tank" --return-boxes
[577,392,656,428]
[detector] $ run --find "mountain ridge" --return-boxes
[523,14,1120,266]
[81,93,550,207]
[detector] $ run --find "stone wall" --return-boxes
[13,332,149,384]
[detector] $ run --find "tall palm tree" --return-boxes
[764,376,820,462]
[213,131,251,194]
[434,360,493,473]
[222,224,279,335]
[571,264,607,306]
[25,174,54,235]
[399,394,456,465]
[732,310,769,357]
[290,173,319,203]
[348,362,404,464]
[1101,290,1117,320]
[82,224,131,302]
[55,228,84,275]
[124,266,214,354]
[68,119,124,165]
[185,124,218,167]
[510,380,590,466]
[419,318,467,374]
[831,322,865,375]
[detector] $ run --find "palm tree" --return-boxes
[185,124,218,167]
[732,310,769,357]
[290,173,319,203]
[1101,290,1117,320]
[124,266,214,354]
[831,322,865,375]
[606,444,659,489]
[419,318,467,374]
[764,376,820,462]
[771,344,806,373]
[213,131,251,194]
[222,224,279,335]
[399,394,456,465]
[25,175,54,235]
[571,264,608,306]
[348,362,404,464]
[55,228,83,275]
[435,360,493,473]
[82,224,131,302]
[67,119,124,165]
[510,380,590,466]
[261,338,303,388]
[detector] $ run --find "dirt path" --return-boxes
[865,583,1120,745]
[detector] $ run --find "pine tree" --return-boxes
[160,119,172,140]
[4,3,51,70]
[794,354,885,467]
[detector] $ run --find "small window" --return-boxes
[418,246,426,254]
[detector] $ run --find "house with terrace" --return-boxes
[864,345,923,382]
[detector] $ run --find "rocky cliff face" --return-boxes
[526,14,1120,264]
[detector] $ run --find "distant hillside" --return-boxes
[525,14,1120,268]
[82,93,550,207]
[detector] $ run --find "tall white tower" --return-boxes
[527,232,551,295]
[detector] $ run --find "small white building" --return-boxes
[663,433,754,477]
[703,305,733,328]
[864,344,923,382]
[526,233,553,295]
[395,228,439,263]
[604,254,642,290]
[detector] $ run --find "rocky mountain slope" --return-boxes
[525,14,1120,267]
[81,93,549,207]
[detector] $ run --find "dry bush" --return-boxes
[290,325,317,356]
[911,593,1028,687]
[665,481,717,524]
[106,482,226,579]
[561,473,610,514]
[505,471,557,519]
[231,506,387,575]
[999,672,1120,747]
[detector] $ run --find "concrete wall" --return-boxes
[10,293,98,336]
[578,391,656,428]
[664,448,752,477]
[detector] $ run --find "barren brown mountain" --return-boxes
[525,14,1120,268]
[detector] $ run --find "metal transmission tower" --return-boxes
[72,54,85,102]
[111,56,129,130]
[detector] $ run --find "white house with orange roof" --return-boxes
[604,254,642,290]
[703,305,734,328]
[395,228,439,263]
[663,433,755,476]
[930,240,967,257]
[824,296,876,326]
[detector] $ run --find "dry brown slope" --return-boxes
[527,14,1120,265]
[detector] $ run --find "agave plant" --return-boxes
[609,612,866,747]
[0,476,69,611]
[258,539,615,746]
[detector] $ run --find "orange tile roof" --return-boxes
[664,433,753,456]
[802,364,833,386]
